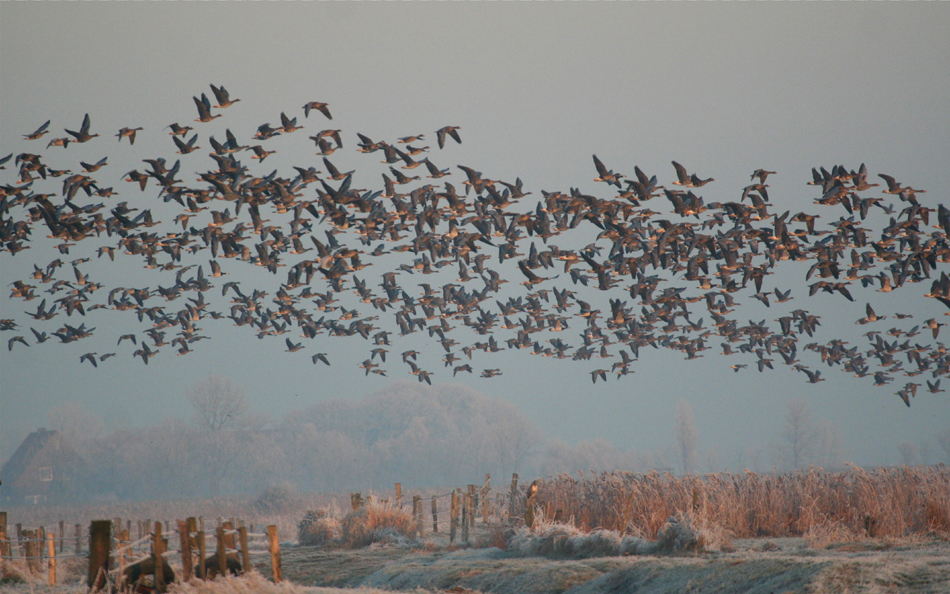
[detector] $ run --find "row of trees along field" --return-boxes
[14,375,950,503]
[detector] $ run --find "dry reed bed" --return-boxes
[533,465,950,539]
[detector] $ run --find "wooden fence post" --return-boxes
[267,525,282,583]
[23,530,38,574]
[87,520,110,591]
[431,496,439,533]
[461,495,469,543]
[47,531,56,585]
[178,521,193,582]
[216,524,227,580]
[0,512,6,562]
[482,474,491,520]
[509,473,519,520]
[116,529,128,579]
[59,520,65,554]
[395,483,402,508]
[75,523,82,555]
[412,496,423,537]
[153,521,166,592]
[467,485,477,529]
[196,529,207,580]
[238,525,250,575]
[450,491,458,543]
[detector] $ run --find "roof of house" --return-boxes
[0,428,87,491]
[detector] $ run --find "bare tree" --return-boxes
[897,441,920,466]
[675,400,699,475]
[188,375,265,496]
[937,428,950,465]
[773,398,815,470]
[189,375,263,433]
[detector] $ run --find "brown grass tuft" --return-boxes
[339,500,417,548]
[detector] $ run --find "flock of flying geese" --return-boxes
[2,85,950,407]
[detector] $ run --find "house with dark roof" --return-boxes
[0,428,88,504]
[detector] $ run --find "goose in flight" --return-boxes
[65,113,99,143]
[24,120,51,140]
[210,84,241,108]
[116,127,143,145]
[303,101,332,119]
[193,93,221,123]
[436,126,461,149]
[672,160,714,187]
[592,155,624,188]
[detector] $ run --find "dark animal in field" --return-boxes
[118,557,175,593]
[200,553,243,579]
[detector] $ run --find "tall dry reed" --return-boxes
[532,465,950,539]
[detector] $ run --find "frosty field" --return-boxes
[3,523,949,594]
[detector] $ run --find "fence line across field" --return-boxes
[0,472,531,591]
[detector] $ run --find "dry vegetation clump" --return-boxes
[803,519,863,549]
[297,509,341,546]
[253,483,302,514]
[532,465,950,541]
[339,500,417,548]
[508,521,655,558]
[655,511,734,554]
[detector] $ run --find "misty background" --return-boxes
[2,3,950,496]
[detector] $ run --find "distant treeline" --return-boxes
[24,380,673,502]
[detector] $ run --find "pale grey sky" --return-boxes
[2,2,949,468]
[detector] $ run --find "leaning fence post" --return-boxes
[178,521,193,582]
[395,483,402,509]
[87,520,110,591]
[267,525,282,583]
[239,525,250,575]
